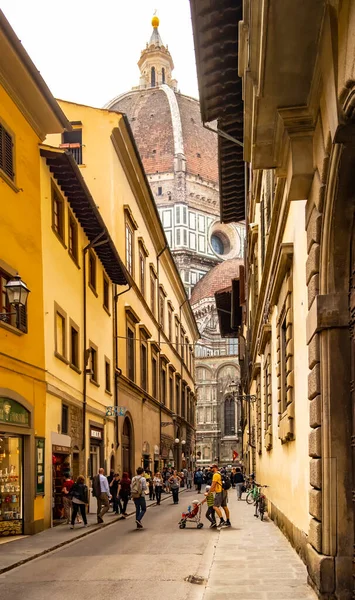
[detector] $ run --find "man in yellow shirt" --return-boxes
[209,464,231,528]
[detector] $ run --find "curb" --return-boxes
[0,488,189,575]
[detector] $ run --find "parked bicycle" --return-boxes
[246,483,269,520]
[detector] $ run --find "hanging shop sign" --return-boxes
[35,438,45,495]
[0,397,29,426]
[52,445,71,454]
[106,406,127,416]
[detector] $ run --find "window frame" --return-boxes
[61,404,69,435]
[51,183,65,246]
[104,356,112,394]
[103,274,110,314]
[127,324,135,382]
[68,209,78,264]
[151,353,157,399]
[89,341,99,386]
[0,120,15,185]
[69,319,80,373]
[140,341,148,391]
[150,267,157,317]
[54,303,68,364]
[88,250,97,295]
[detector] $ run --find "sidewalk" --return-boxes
[199,493,316,600]
[0,489,184,575]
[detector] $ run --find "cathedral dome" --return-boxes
[106,89,218,184]
[190,258,244,306]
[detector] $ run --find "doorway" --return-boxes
[122,417,133,477]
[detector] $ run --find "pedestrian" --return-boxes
[169,470,181,504]
[131,467,147,529]
[210,464,231,528]
[69,475,88,529]
[148,471,155,501]
[235,467,245,500]
[194,468,203,493]
[110,473,122,514]
[153,471,163,505]
[200,484,216,528]
[92,467,111,524]
[118,472,131,516]
[186,469,193,489]
[62,474,74,524]
[231,467,237,488]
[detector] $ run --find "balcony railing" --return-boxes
[59,143,83,165]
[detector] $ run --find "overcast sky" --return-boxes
[0,0,199,107]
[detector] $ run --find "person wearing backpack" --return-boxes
[210,464,231,528]
[131,467,147,529]
[69,475,89,529]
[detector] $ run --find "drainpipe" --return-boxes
[113,282,131,456]
[82,231,109,474]
[157,244,168,468]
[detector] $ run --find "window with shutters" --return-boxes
[159,288,165,331]
[150,268,157,316]
[127,325,135,381]
[151,354,157,398]
[88,251,96,293]
[54,305,67,362]
[0,122,14,182]
[69,320,80,371]
[161,365,166,405]
[140,342,148,391]
[105,357,111,393]
[103,275,110,313]
[89,342,99,385]
[169,371,174,412]
[68,211,78,263]
[125,221,134,276]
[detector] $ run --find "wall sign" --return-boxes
[52,445,70,454]
[90,428,102,440]
[106,406,126,416]
[0,397,29,426]
[35,438,45,495]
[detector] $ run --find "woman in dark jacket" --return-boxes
[110,473,122,514]
[118,472,131,516]
[70,475,88,528]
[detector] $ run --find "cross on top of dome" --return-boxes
[137,14,177,90]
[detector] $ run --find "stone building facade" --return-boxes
[191,0,355,597]
[105,16,245,467]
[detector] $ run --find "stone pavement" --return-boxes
[0,488,186,574]
[197,492,316,600]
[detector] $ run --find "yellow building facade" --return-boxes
[0,11,69,535]
[47,101,199,482]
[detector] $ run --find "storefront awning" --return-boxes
[40,147,129,286]
[190,0,245,223]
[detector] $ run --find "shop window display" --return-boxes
[0,436,22,535]
[52,453,70,525]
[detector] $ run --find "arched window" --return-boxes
[162,67,165,84]
[151,67,156,87]
[224,395,235,436]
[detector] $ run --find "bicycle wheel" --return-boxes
[259,497,265,520]
[246,492,254,505]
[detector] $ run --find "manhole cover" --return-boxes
[185,575,206,585]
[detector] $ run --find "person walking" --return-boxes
[201,484,216,528]
[186,469,193,489]
[131,467,147,529]
[210,464,231,528]
[92,467,111,524]
[153,472,163,505]
[194,468,203,493]
[62,474,74,524]
[118,472,131,516]
[148,471,155,501]
[169,470,181,504]
[110,473,122,514]
[69,475,88,529]
[235,467,245,500]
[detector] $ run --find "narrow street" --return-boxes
[0,490,316,600]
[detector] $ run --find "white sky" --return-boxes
[0,0,199,107]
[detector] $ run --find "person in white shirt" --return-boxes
[92,468,111,524]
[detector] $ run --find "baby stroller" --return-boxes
[178,500,204,529]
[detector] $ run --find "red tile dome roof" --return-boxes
[190,258,244,306]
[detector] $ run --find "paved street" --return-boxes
[0,488,316,600]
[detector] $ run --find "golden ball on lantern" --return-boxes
[152,15,159,28]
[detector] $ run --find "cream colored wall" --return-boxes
[254,195,310,534]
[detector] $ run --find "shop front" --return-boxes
[0,395,32,537]
[51,433,71,526]
[88,424,104,477]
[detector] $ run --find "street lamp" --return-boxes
[0,274,30,323]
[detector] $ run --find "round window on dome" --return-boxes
[211,233,229,256]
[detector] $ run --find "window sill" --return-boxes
[103,305,111,316]
[90,378,100,388]
[69,252,80,270]
[0,320,23,336]
[89,283,98,298]
[55,351,69,365]
[105,389,113,396]
[70,363,82,375]
[0,170,20,193]
[52,227,67,250]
